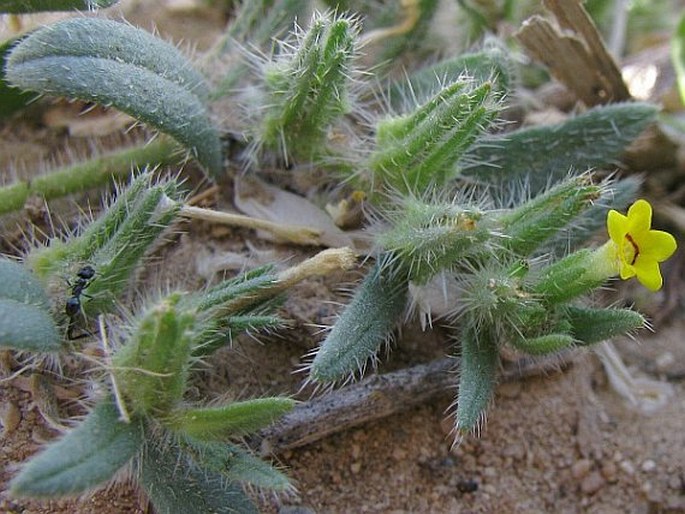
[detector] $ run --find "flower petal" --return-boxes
[626,199,651,234]
[619,262,636,280]
[639,230,678,262]
[635,259,663,291]
[607,209,628,244]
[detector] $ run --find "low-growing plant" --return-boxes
[0,172,306,511]
[1,1,681,511]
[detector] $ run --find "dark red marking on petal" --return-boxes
[625,233,639,265]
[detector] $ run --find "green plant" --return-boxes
[1,173,303,511]
[1,2,680,506]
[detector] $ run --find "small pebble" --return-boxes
[572,459,593,480]
[481,484,496,495]
[641,459,657,473]
[601,461,618,483]
[392,447,407,461]
[483,466,497,479]
[350,461,362,474]
[655,352,675,371]
[581,471,606,495]
[502,443,525,461]
[619,460,636,475]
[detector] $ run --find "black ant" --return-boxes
[65,265,95,340]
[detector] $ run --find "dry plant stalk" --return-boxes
[516,0,631,106]
[254,353,572,454]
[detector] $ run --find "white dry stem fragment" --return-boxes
[180,205,323,246]
[595,341,674,414]
[223,248,358,314]
[276,247,358,288]
[361,0,420,46]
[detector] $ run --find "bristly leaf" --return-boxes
[113,293,194,416]
[0,0,117,12]
[27,173,183,316]
[509,333,575,355]
[455,325,499,435]
[6,18,223,175]
[369,79,498,196]
[0,299,61,352]
[498,175,602,257]
[377,198,492,284]
[310,257,408,384]
[385,38,512,112]
[10,400,143,498]
[184,440,294,492]
[166,397,295,441]
[259,11,360,161]
[461,102,658,193]
[566,306,645,345]
[139,439,258,514]
[543,176,641,256]
[533,249,608,305]
[0,258,50,310]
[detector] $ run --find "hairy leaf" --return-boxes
[139,440,257,514]
[10,400,143,497]
[6,18,222,175]
[166,397,295,440]
[0,298,61,352]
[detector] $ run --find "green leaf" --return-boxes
[310,257,408,383]
[385,38,511,112]
[0,298,61,352]
[184,440,294,492]
[509,333,575,355]
[498,175,601,257]
[0,138,182,217]
[6,18,222,175]
[139,440,257,514]
[455,325,499,435]
[259,11,360,161]
[113,293,194,416]
[10,400,143,498]
[0,258,50,309]
[533,249,608,305]
[462,103,658,193]
[544,176,641,255]
[378,198,491,283]
[370,79,498,195]
[166,397,295,440]
[566,306,645,345]
[0,0,118,13]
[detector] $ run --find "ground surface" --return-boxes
[1,2,684,513]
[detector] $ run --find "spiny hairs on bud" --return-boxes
[251,10,364,165]
[375,194,496,285]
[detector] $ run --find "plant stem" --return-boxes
[180,205,324,245]
[0,138,181,216]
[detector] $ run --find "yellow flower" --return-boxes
[607,199,677,291]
